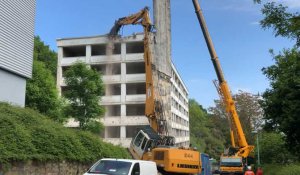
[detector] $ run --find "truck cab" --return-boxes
[219,156,243,175]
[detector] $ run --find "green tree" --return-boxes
[189,99,224,159]
[258,132,296,164]
[254,1,300,47]
[64,62,105,130]
[253,0,300,160]
[261,49,300,156]
[233,91,263,144]
[209,91,263,148]
[34,36,58,76]
[26,36,64,122]
[25,60,63,121]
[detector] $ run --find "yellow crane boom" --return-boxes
[192,0,254,158]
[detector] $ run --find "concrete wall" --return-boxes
[0,69,26,107]
[0,161,90,175]
[153,0,171,76]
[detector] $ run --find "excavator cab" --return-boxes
[129,126,161,160]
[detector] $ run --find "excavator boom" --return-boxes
[109,7,163,134]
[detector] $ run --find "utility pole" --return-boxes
[257,132,260,166]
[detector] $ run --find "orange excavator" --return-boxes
[192,0,255,174]
[109,7,202,175]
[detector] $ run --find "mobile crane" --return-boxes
[192,0,255,174]
[109,7,202,175]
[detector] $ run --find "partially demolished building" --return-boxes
[56,34,189,147]
[56,0,190,147]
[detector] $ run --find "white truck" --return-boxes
[83,158,158,175]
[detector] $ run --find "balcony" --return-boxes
[125,53,143,62]
[125,94,145,103]
[125,74,145,83]
[102,75,121,84]
[101,95,121,104]
[91,55,121,63]
[175,136,190,143]
[61,56,86,65]
[102,116,122,126]
[122,116,148,125]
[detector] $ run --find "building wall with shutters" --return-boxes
[0,0,35,78]
[0,0,36,106]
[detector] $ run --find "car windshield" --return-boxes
[89,160,132,175]
[220,158,242,167]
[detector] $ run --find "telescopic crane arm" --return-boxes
[192,0,254,158]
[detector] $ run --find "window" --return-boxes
[141,138,147,150]
[134,132,144,147]
[126,62,145,74]
[131,163,140,175]
[126,42,144,53]
[63,46,86,57]
[88,160,132,175]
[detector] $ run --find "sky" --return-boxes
[35,0,299,108]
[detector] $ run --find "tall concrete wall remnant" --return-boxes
[152,0,172,134]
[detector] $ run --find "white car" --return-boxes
[83,158,158,175]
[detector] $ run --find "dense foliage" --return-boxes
[25,60,63,122]
[0,103,129,165]
[262,164,300,175]
[256,1,300,158]
[33,36,58,76]
[189,99,224,159]
[261,49,300,156]
[258,132,296,165]
[64,62,105,129]
[259,2,300,47]
[26,36,64,122]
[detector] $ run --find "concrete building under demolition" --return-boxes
[56,33,190,147]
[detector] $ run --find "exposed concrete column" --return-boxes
[121,104,126,117]
[153,0,171,76]
[121,84,126,104]
[57,47,63,96]
[121,42,126,61]
[86,45,91,64]
[120,126,126,139]
[121,42,127,127]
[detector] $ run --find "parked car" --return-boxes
[83,158,158,175]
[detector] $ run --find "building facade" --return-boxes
[57,34,189,147]
[0,0,36,106]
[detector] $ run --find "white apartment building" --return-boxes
[57,34,189,147]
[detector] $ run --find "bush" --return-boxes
[263,164,300,175]
[0,103,130,164]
